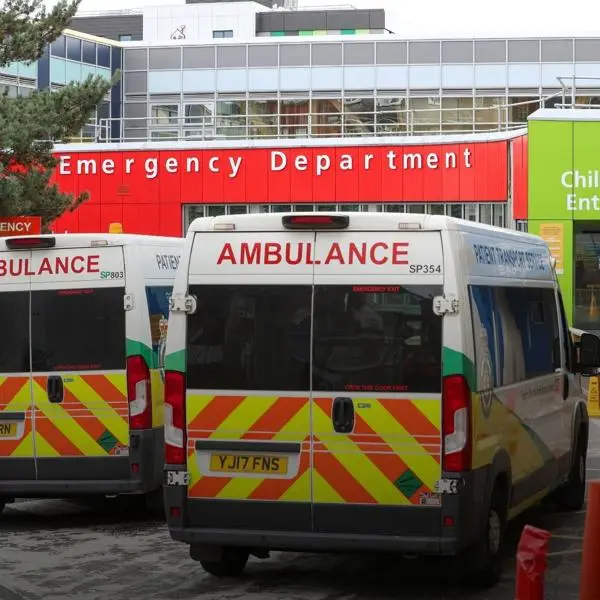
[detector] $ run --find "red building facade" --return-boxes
[50,132,528,236]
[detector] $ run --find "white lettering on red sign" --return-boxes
[57,147,473,181]
[0,255,101,277]
[215,242,409,266]
[0,221,33,233]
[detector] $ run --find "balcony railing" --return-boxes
[66,91,598,144]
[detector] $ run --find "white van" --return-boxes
[0,233,183,513]
[163,212,600,587]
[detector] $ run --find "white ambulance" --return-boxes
[0,232,183,513]
[163,212,600,587]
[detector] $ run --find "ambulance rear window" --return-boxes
[31,287,126,372]
[186,284,442,393]
[0,291,30,373]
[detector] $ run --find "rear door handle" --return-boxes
[47,375,64,404]
[332,397,354,434]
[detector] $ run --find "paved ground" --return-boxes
[2,423,600,600]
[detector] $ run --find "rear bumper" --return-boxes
[0,428,163,497]
[164,465,493,556]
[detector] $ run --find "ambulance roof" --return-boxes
[188,212,546,246]
[0,233,183,251]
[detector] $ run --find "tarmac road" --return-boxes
[1,422,599,600]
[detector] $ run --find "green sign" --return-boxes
[529,115,600,221]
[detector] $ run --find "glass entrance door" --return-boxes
[574,226,600,332]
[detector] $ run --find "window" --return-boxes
[151,104,178,125]
[185,284,443,393]
[213,30,234,39]
[146,286,172,370]
[31,288,126,372]
[469,286,559,389]
[186,285,312,391]
[0,292,30,373]
[313,285,442,393]
[119,34,133,42]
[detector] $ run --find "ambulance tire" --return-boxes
[0,500,5,515]
[198,548,249,578]
[458,479,508,589]
[553,428,587,512]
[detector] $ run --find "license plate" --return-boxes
[210,454,288,475]
[0,423,16,438]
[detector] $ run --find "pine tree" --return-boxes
[0,0,117,229]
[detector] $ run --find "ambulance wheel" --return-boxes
[554,428,587,512]
[198,547,249,577]
[0,500,5,515]
[458,480,508,589]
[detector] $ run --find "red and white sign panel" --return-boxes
[51,141,508,206]
[0,216,42,237]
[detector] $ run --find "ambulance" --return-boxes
[163,212,600,587]
[0,232,183,512]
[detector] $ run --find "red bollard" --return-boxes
[580,481,600,600]
[515,524,551,600]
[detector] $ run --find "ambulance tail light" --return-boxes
[282,215,349,230]
[6,236,56,249]
[442,374,472,472]
[126,355,152,430]
[165,370,186,465]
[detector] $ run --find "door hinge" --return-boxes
[124,293,134,311]
[433,295,458,316]
[165,470,190,486]
[169,293,197,314]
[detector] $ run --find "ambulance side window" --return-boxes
[0,291,29,373]
[146,285,172,370]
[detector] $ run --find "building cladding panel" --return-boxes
[70,15,143,41]
[256,9,385,33]
[186,0,276,5]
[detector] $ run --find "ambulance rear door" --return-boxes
[0,241,34,483]
[184,226,315,532]
[29,242,130,482]
[311,227,444,537]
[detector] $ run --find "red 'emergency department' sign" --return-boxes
[0,216,42,237]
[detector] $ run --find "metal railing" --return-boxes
[75,95,557,144]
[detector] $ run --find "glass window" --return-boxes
[574,228,600,331]
[343,42,375,65]
[216,45,246,68]
[492,204,505,228]
[441,97,473,132]
[312,43,342,66]
[186,285,312,391]
[575,39,600,62]
[66,37,81,62]
[280,44,310,67]
[146,286,172,370]
[216,99,247,138]
[149,48,181,70]
[376,41,407,65]
[270,204,292,212]
[344,97,375,136]
[375,97,407,135]
[97,44,111,68]
[408,41,440,64]
[213,30,234,39]
[474,97,503,131]
[410,97,440,133]
[447,204,463,219]
[124,48,147,71]
[508,96,539,127]
[280,98,309,137]
[151,104,178,125]
[507,40,540,63]
[311,98,342,137]
[31,288,126,372]
[119,34,133,42]
[313,285,443,393]
[441,41,473,64]
[81,40,96,65]
[474,40,506,63]
[207,205,226,217]
[248,45,278,67]
[50,36,66,58]
[470,286,559,388]
[0,291,30,373]
[541,39,573,62]
[184,206,205,231]
[183,47,215,69]
[248,99,277,138]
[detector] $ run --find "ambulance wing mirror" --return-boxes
[577,333,600,376]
